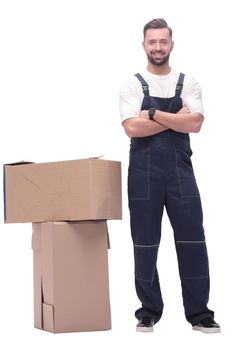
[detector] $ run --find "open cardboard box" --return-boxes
[3,158,122,223]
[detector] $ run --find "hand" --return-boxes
[177,105,191,114]
[139,110,150,119]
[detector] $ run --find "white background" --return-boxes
[0,0,232,349]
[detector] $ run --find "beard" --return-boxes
[147,51,170,67]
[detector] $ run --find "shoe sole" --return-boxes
[136,326,154,333]
[192,326,221,334]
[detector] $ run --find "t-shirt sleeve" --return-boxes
[119,78,142,123]
[182,78,204,116]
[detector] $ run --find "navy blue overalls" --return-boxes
[128,72,214,326]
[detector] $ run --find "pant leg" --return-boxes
[128,145,165,323]
[165,147,214,325]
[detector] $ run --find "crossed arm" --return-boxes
[122,106,204,138]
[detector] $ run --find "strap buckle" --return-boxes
[176,84,182,92]
[142,84,149,91]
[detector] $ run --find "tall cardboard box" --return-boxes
[32,221,111,333]
[4,158,122,223]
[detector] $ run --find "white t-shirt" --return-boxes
[119,68,204,123]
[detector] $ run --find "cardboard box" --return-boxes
[3,158,122,223]
[32,221,111,333]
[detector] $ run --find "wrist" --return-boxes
[148,108,156,121]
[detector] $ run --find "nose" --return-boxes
[154,42,162,51]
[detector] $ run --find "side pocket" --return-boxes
[175,149,200,198]
[128,147,151,200]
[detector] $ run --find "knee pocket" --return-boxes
[134,244,159,282]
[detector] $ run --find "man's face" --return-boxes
[143,28,174,67]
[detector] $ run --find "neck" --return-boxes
[147,62,171,75]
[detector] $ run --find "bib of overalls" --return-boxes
[133,72,190,141]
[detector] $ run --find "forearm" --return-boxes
[122,117,169,138]
[154,110,204,133]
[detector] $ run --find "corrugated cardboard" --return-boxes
[3,158,122,223]
[32,221,111,333]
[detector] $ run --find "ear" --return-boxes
[171,41,174,51]
[142,41,146,52]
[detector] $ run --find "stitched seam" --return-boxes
[181,275,209,280]
[147,147,151,200]
[175,149,184,198]
[129,147,151,200]
[136,276,158,283]
[176,241,206,244]
[134,244,159,248]
[175,149,200,199]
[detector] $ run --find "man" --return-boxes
[119,18,220,334]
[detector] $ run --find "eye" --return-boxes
[148,40,156,45]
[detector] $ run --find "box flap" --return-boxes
[4,161,34,166]
[105,222,111,249]
[42,303,55,333]
[31,224,41,250]
[33,244,43,330]
[3,162,34,222]
[88,155,103,159]
[3,165,7,223]
[107,233,111,249]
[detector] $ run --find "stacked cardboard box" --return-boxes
[3,158,122,223]
[3,158,122,333]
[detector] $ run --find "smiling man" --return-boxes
[119,18,220,334]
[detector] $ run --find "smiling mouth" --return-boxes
[152,52,164,56]
[152,54,164,59]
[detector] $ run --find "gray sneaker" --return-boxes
[192,317,221,334]
[136,317,155,332]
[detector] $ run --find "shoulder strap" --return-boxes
[134,73,149,96]
[175,73,185,97]
[135,72,185,97]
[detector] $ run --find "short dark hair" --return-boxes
[143,18,172,39]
